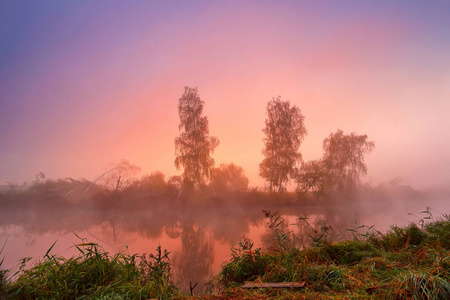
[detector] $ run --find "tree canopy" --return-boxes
[322,130,374,192]
[260,97,307,193]
[210,163,249,195]
[296,160,327,194]
[174,87,219,189]
[297,130,374,195]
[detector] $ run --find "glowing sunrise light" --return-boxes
[1,1,449,189]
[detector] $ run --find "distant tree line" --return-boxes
[2,86,374,202]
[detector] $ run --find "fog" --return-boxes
[1,177,448,292]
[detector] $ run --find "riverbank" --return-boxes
[1,213,449,299]
[196,212,450,299]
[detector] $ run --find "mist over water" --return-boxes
[1,181,448,293]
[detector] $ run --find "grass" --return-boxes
[1,211,450,299]
[202,211,450,299]
[2,238,177,299]
[0,240,8,299]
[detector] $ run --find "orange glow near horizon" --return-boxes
[1,1,450,189]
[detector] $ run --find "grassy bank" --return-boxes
[0,239,177,299]
[1,213,449,299]
[201,212,450,299]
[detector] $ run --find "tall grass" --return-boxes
[0,240,8,298]
[4,238,177,299]
[388,272,450,300]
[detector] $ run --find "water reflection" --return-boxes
[172,222,214,293]
[0,186,447,292]
[0,205,271,292]
[87,221,137,245]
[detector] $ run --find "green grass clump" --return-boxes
[0,240,8,299]
[219,241,270,286]
[212,213,450,299]
[0,262,7,297]
[369,223,428,252]
[387,272,450,300]
[320,240,381,265]
[5,241,177,299]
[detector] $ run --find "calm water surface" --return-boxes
[0,192,446,293]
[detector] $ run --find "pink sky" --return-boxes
[1,1,450,189]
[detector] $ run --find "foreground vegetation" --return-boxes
[0,239,177,299]
[202,212,450,299]
[1,212,449,299]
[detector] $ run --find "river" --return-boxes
[0,187,447,294]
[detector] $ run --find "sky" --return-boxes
[1,0,450,189]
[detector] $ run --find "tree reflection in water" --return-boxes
[1,184,445,293]
[87,220,137,246]
[171,222,214,294]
